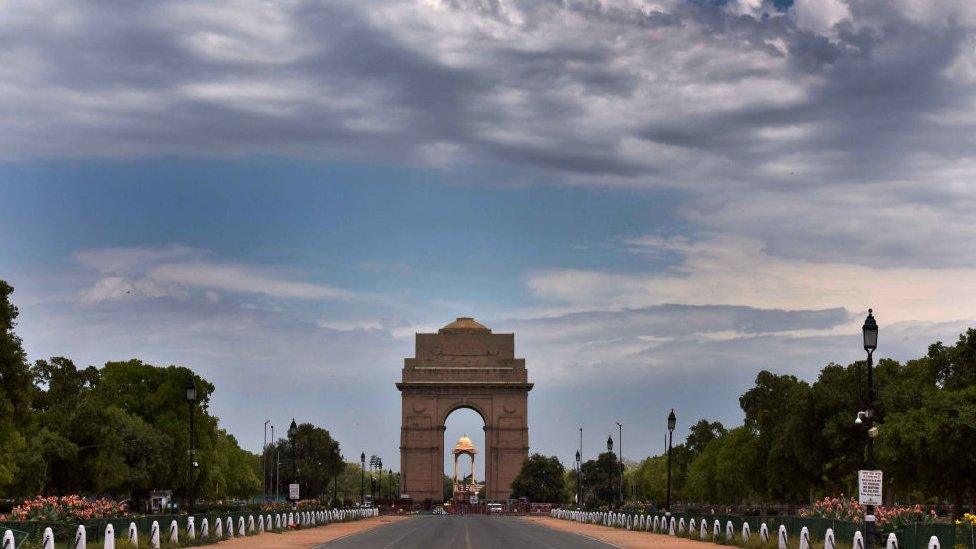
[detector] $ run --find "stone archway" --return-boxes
[397,317,532,503]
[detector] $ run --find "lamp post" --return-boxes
[185,379,197,512]
[606,435,614,508]
[862,309,879,549]
[666,408,676,512]
[360,452,365,506]
[575,450,581,510]
[288,419,298,501]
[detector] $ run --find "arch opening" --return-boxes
[443,407,485,503]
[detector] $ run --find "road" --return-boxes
[316,515,618,549]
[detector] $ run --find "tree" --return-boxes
[0,281,31,487]
[740,371,820,502]
[510,454,566,503]
[686,419,726,457]
[579,452,618,508]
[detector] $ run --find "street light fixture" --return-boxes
[862,309,879,549]
[666,408,676,513]
[360,451,366,506]
[575,449,581,510]
[185,379,197,512]
[288,419,298,501]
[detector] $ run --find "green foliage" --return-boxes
[264,423,342,500]
[579,452,619,508]
[510,454,566,503]
[0,279,264,503]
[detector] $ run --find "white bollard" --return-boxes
[742,521,751,540]
[669,516,676,535]
[760,522,769,543]
[215,517,223,538]
[149,521,160,549]
[853,531,865,549]
[169,520,178,544]
[43,527,55,549]
[927,536,941,549]
[4,530,17,549]
[799,526,811,549]
[679,517,686,535]
[226,517,234,538]
[74,525,87,549]
[689,518,697,537]
[825,528,836,549]
[887,533,899,549]
[249,515,255,532]
[187,516,196,540]
[267,514,272,530]
[201,518,209,538]
[726,520,734,541]
[103,523,115,549]
[238,516,245,536]
[713,519,721,540]
[778,524,788,549]
[700,518,708,539]
[128,522,138,545]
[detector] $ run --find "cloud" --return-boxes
[73,245,355,302]
[527,235,976,324]
[149,262,355,300]
[4,0,976,271]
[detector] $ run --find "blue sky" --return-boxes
[3,0,976,476]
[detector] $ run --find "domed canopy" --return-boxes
[454,435,477,453]
[440,317,490,334]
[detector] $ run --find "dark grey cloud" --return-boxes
[3,0,976,267]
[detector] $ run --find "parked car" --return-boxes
[487,503,504,514]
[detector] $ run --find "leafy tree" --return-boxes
[0,281,30,486]
[579,452,619,508]
[510,454,566,503]
[686,419,726,457]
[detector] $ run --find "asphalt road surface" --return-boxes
[316,515,618,549]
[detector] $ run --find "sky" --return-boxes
[2,0,976,478]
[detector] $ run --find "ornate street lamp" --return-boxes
[666,409,676,512]
[360,451,366,506]
[185,379,197,511]
[862,309,879,548]
[288,419,298,501]
[575,450,582,510]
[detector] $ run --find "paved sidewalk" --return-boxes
[212,516,408,548]
[526,516,716,548]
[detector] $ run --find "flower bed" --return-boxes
[799,496,937,532]
[0,495,129,522]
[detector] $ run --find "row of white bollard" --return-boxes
[2,507,379,548]
[550,508,943,548]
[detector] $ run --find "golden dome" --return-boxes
[454,435,476,452]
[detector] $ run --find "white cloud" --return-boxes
[74,245,355,302]
[528,235,976,324]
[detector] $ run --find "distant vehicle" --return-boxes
[487,503,504,514]
[432,507,447,515]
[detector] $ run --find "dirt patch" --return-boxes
[525,516,716,548]
[213,516,407,548]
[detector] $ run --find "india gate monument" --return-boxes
[397,317,532,503]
